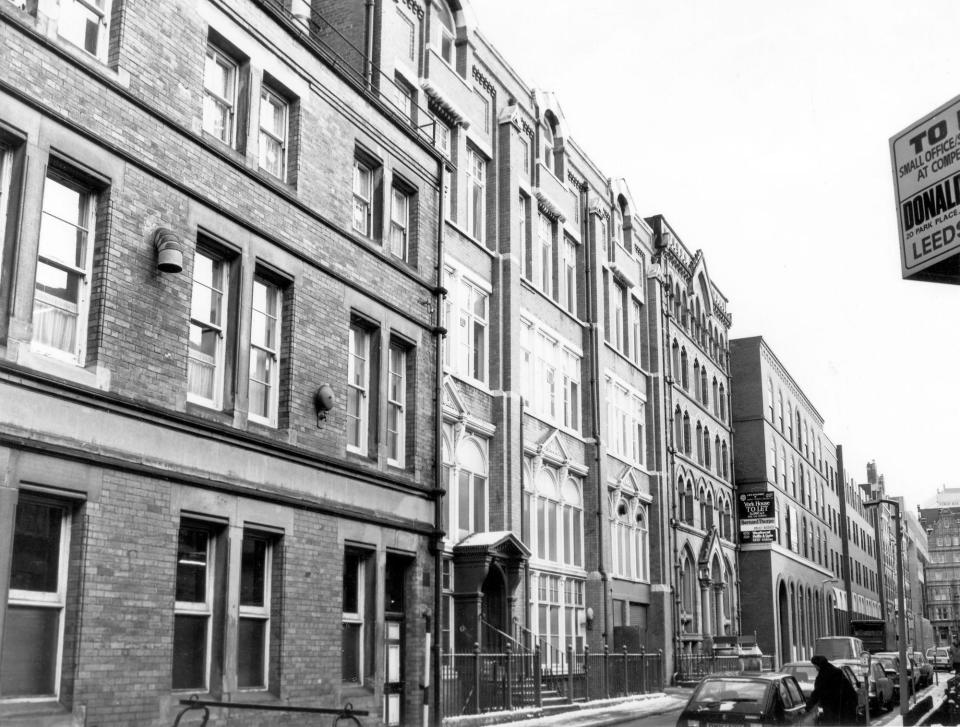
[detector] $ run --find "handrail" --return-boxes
[481,618,528,653]
[173,696,368,726]
[513,618,565,672]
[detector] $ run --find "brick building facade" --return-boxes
[730,336,849,666]
[0,0,445,725]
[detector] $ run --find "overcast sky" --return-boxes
[469,0,960,513]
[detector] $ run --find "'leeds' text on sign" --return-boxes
[890,94,960,284]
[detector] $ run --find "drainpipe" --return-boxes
[582,181,608,643]
[364,0,375,89]
[520,395,531,635]
[431,161,446,727]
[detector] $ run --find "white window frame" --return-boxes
[173,523,215,693]
[448,434,489,541]
[57,0,111,61]
[435,120,452,159]
[605,375,645,466]
[389,185,410,261]
[537,212,553,298]
[393,78,413,121]
[237,532,272,690]
[612,281,625,352]
[456,278,487,384]
[32,170,95,365]
[347,324,371,454]
[465,149,486,241]
[258,87,288,181]
[187,249,228,409]
[203,42,238,147]
[386,343,407,467]
[4,497,71,701]
[0,147,11,264]
[248,276,281,427]
[631,299,642,364]
[519,195,529,280]
[561,237,576,314]
[353,159,374,237]
[561,349,580,432]
[341,551,366,683]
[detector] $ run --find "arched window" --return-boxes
[712,378,719,415]
[799,467,806,505]
[432,0,455,64]
[560,478,583,567]
[532,468,559,563]
[703,427,711,468]
[542,112,556,175]
[674,405,683,446]
[683,412,691,455]
[693,360,700,400]
[452,436,488,540]
[719,383,727,421]
[802,516,808,558]
[714,436,722,474]
[684,480,695,526]
[695,422,703,463]
[770,444,778,483]
[789,458,797,499]
[672,339,680,378]
[699,487,707,528]
[673,283,682,319]
[779,448,787,490]
[787,402,793,442]
[721,497,732,539]
[704,489,715,530]
[721,442,729,480]
[778,389,784,431]
[681,292,689,329]
[680,348,689,389]
[680,552,697,632]
[796,410,802,442]
[635,505,649,581]
[767,378,774,421]
[700,367,709,406]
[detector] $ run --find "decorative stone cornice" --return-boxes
[567,172,586,192]
[498,103,521,129]
[520,119,535,139]
[588,196,609,220]
[393,0,424,20]
[422,81,471,129]
[534,188,566,222]
[472,65,495,96]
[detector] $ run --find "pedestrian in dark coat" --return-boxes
[805,655,859,725]
[950,640,960,675]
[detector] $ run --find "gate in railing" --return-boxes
[438,645,664,718]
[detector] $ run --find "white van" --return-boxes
[813,636,866,660]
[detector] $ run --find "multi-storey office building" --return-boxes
[862,465,899,650]
[0,0,446,725]
[919,491,960,645]
[837,470,882,629]
[647,216,737,663]
[902,504,933,651]
[730,336,845,666]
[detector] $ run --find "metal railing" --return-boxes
[439,645,664,717]
[253,0,437,145]
[676,652,775,682]
[172,696,367,726]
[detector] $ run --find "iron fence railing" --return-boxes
[439,645,663,717]
[676,652,776,682]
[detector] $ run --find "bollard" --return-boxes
[640,646,646,693]
[472,642,481,714]
[584,644,591,701]
[604,643,610,699]
[505,643,513,711]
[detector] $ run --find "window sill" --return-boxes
[11,342,110,391]
[185,400,235,428]
[0,699,73,726]
[340,684,375,698]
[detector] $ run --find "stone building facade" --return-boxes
[0,0,445,724]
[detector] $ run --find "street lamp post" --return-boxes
[866,498,909,719]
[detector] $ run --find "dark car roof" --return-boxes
[700,673,788,683]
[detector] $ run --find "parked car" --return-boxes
[778,661,819,698]
[813,636,866,660]
[834,658,895,714]
[676,673,817,727]
[913,650,934,687]
[875,651,918,695]
[837,663,869,723]
[874,654,905,703]
[927,646,951,671]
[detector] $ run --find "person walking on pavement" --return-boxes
[805,655,859,726]
[951,640,960,675]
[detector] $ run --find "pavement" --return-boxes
[492,688,694,727]
[873,675,950,726]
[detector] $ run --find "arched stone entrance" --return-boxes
[778,580,791,666]
[452,532,529,652]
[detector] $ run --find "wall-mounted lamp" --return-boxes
[314,384,335,426]
[154,227,183,273]
[585,607,594,630]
